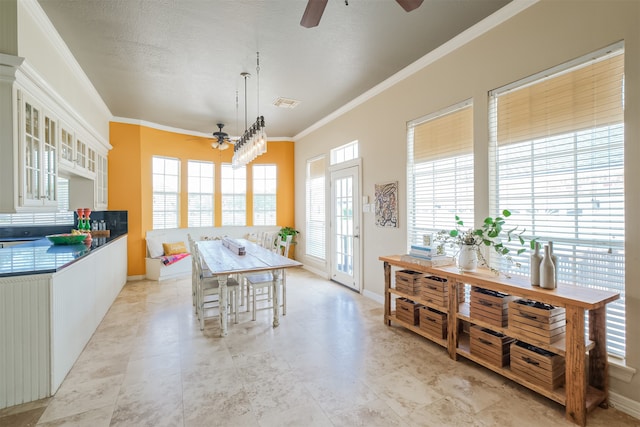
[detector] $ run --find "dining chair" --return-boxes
[193,241,240,330]
[245,234,292,321]
[187,233,199,309]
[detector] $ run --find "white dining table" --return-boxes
[196,238,302,336]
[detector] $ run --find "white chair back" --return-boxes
[277,234,293,258]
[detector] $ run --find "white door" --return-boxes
[330,165,360,291]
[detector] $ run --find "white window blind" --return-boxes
[187,160,214,227]
[221,163,246,226]
[253,164,277,226]
[152,156,180,229]
[489,44,625,356]
[0,176,73,226]
[407,102,474,248]
[306,156,326,259]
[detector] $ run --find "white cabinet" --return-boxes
[0,236,128,408]
[19,91,58,209]
[96,153,108,209]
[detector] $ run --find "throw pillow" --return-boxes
[162,241,188,255]
[147,236,165,258]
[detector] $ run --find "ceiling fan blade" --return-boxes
[396,0,423,12]
[300,0,328,28]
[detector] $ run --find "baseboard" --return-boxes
[363,289,384,305]
[302,264,329,279]
[127,275,145,281]
[610,391,640,420]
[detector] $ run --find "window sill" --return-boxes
[609,356,637,383]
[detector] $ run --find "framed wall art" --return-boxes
[375,181,398,228]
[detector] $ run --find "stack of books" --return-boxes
[402,244,454,267]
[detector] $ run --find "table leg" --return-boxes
[589,306,609,407]
[384,262,391,326]
[565,305,587,426]
[218,275,228,336]
[272,269,282,327]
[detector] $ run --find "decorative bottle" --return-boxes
[540,244,556,289]
[548,241,558,287]
[530,242,542,286]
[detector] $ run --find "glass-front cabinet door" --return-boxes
[87,147,96,174]
[75,138,86,169]
[22,97,41,205]
[20,91,58,208]
[59,124,75,167]
[43,114,58,205]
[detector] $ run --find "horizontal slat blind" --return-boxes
[187,160,214,227]
[152,156,180,229]
[221,164,246,226]
[407,103,474,247]
[489,44,625,356]
[306,156,326,260]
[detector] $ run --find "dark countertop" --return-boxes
[0,232,127,278]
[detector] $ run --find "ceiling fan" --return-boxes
[210,123,234,150]
[301,0,424,28]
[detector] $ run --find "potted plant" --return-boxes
[436,210,535,275]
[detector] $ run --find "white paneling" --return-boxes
[0,274,50,408]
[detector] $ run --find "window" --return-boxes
[253,164,277,225]
[407,102,474,248]
[221,164,246,225]
[187,160,214,227]
[306,156,326,259]
[152,156,179,229]
[489,44,625,356]
[330,140,358,165]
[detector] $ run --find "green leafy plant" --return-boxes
[278,226,299,244]
[436,210,536,275]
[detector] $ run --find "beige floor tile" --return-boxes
[37,375,123,424]
[4,268,637,426]
[35,405,113,427]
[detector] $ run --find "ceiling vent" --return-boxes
[273,97,300,109]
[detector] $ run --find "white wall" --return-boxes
[17,0,111,146]
[294,0,640,409]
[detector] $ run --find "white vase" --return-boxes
[548,241,558,287]
[540,244,556,289]
[458,245,478,272]
[530,242,542,286]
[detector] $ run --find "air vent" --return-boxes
[273,97,300,109]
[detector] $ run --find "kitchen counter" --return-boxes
[0,234,128,409]
[0,232,127,277]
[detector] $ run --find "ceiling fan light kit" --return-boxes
[232,52,268,168]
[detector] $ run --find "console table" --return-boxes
[380,255,620,426]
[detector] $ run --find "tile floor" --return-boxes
[1,268,638,427]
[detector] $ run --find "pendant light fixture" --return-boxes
[232,52,267,168]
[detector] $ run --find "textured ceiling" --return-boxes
[37,0,510,139]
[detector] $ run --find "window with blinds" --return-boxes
[152,156,180,229]
[187,160,214,227]
[306,156,326,259]
[489,43,625,357]
[253,164,277,226]
[407,102,474,248]
[221,163,246,226]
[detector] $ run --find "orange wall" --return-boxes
[109,122,295,277]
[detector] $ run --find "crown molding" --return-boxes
[111,116,294,142]
[293,0,539,140]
